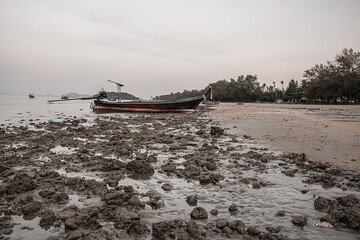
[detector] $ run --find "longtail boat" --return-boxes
[92,96,205,113]
[48,80,211,113]
[92,80,211,113]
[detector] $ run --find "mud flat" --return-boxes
[211,103,360,172]
[0,107,359,239]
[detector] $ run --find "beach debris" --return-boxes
[312,221,333,228]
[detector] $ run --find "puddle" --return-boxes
[9,215,57,239]
[55,168,104,182]
[50,146,77,155]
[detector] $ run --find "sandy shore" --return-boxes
[211,103,360,171]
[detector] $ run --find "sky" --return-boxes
[0,0,359,99]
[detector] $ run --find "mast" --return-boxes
[108,80,124,102]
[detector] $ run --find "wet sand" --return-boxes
[211,103,360,172]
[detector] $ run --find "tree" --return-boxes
[303,48,360,103]
[284,79,300,102]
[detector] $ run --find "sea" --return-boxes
[0,94,97,126]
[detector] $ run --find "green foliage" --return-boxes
[154,75,262,102]
[107,91,139,100]
[154,48,359,104]
[303,48,360,103]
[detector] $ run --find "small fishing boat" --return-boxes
[29,93,35,98]
[90,80,211,113]
[92,96,205,113]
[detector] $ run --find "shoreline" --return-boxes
[211,103,360,172]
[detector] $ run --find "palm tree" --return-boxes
[273,82,277,100]
[262,83,266,92]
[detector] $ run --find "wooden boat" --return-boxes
[90,80,211,113]
[92,96,205,113]
[29,93,35,98]
[48,80,211,113]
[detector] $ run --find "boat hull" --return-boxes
[93,97,204,113]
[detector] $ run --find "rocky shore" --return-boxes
[0,107,359,239]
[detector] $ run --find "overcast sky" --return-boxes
[1,0,359,99]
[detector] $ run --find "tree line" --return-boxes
[153,48,360,104]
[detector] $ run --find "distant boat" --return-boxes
[29,93,35,98]
[61,95,69,100]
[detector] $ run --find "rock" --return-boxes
[199,175,211,185]
[126,160,154,175]
[58,209,77,220]
[136,152,148,161]
[229,204,238,213]
[65,231,83,240]
[223,226,232,234]
[206,160,217,171]
[252,182,261,189]
[210,209,218,216]
[292,216,307,226]
[39,211,55,229]
[146,196,164,210]
[186,195,197,206]
[216,220,228,229]
[266,226,282,233]
[247,226,260,236]
[39,189,55,198]
[275,210,286,217]
[284,169,298,177]
[296,153,309,165]
[161,183,173,191]
[210,126,224,137]
[162,163,177,173]
[186,221,203,239]
[184,164,201,179]
[190,207,208,220]
[22,201,42,216]
[152,221,168,239]
[126,218,150,236]
[314,197,330,211]
[8,174,37,194]
[341,185,348,191]
[65,218,78,230]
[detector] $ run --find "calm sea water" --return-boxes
[0,94,96,125]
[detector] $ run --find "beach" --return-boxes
[211,103,360,172]
[0,97,359,239]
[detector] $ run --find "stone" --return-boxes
[190,207,208,220]
[291,216,307,226]
[161,183,173,191]
[296,153,309,165]
[210,209,218,216]
[216,220,228,229]
[229,204,238,212]
[186,195,197,206]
